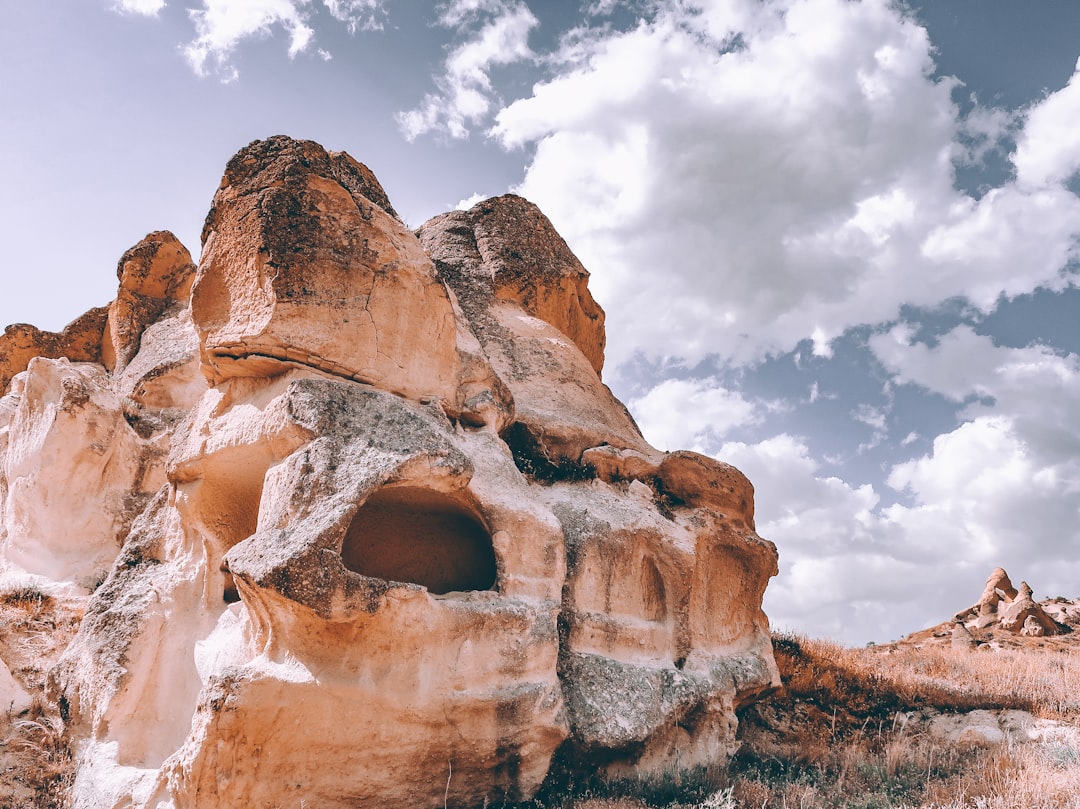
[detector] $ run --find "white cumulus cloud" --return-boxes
[1014,57,1080,190]
[629,377,758,452]
[486,0,1080,368]
[733,326,1080,643]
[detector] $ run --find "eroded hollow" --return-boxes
[341,487,497,594]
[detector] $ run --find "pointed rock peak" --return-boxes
[204,136,399,244]
[980,567,1018,606]
[104,231,196,373]
[420,193,606,375]
[115,230,195,300]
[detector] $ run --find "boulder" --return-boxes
[951,618,977,650]
[0,136,780,809]
[102,231,196,374]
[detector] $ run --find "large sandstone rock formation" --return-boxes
[0,136,779,808]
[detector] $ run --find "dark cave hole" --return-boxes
[502,421,595,483]
[222,567,240,604]
[341,487,497,594]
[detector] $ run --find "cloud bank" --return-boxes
[489,0,1080,367]
[108,0,1080,644]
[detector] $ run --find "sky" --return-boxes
[2,0,1079,645]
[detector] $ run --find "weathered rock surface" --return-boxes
[952,569,1069,640]
[0,307,108,394]
[103,230,196,374]
[0,136,779,809]
[902,567,1073,650]
[0,358,166,588]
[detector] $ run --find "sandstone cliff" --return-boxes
[0,136,779,809]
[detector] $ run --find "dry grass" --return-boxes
[0,698,74,809]
[722,633,1080,809]
[533,633,1080,809]
[0,584,81,809]
[861,642,1080,719]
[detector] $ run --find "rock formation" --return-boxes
[0,136,779,809]
[950,618,977,650]
[952,569,1068,639]
[886,567,1077,651]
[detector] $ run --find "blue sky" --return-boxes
[3,0,1079,645]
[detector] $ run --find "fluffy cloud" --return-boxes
[731,326,1080,644]
[1014,58,1080,189]
[718,435,913,642]
[397,1,538,140]
[180,0,384,79]
[630,377,758,452]
[486,0,1080,367]
[721,418,1080,643]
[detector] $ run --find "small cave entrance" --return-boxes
[341,487,497,594]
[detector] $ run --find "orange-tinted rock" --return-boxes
[0,307,108,394]
[466,194,606,374]
[0,137,779,809]
[656,450,756,529]
[191,137,476,417]
[103,231,195,374]
[999,581,1066,635]
[420,202,642,465]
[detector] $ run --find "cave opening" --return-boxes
[341,487,497,594]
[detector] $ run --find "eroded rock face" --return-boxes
[0,136,779,808]
[103,230,196,374]
[0,307,108,394]
[953,568,1069,639]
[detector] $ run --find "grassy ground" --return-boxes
[725,634,1080,809]
[552,634,1080,809]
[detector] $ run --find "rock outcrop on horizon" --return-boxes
[901,567,1075,651]
[0,136,779,809]
[953,568,1070,639]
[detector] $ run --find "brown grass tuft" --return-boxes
[0,586,81,809]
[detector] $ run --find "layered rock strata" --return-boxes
[0,136,779,809]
